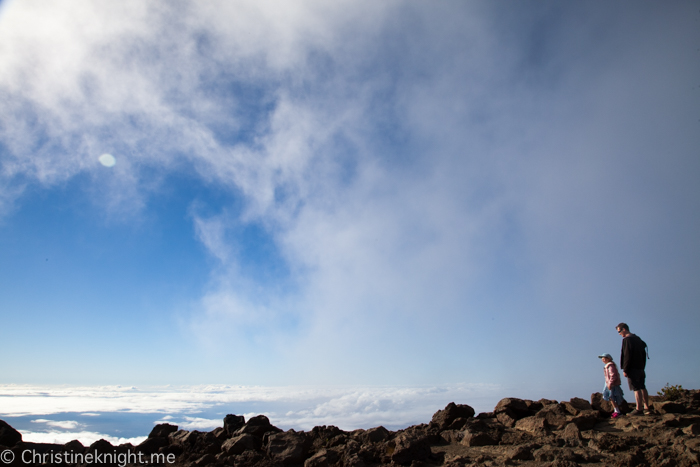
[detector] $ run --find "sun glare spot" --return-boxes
[98,153,116,167]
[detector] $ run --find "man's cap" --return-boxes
[598,353,613,360]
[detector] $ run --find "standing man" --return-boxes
[616,322,650,415]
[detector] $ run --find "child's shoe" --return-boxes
[611,412,620,419]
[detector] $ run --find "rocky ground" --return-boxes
[1,389,699,466]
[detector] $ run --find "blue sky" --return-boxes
[1,0,699,403]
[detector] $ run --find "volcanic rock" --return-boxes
[136,436,169,455]
[514,415,548,434]
[3,388,700,466]
[570,409,599,430]
[223,414,245,435]
[0,420,22,447]
[494,397,529,427]
[535,402,570,430]
[235,414,282,438]
[654,400,687,414]
[148,423,179,439]
[63,439,85,453]
[221,433,257,455]
[87,438,113,453]
[390,432,432,465]
[430,402,475,430]
[265,430,310,465]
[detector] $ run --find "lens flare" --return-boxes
[98,154,116,167]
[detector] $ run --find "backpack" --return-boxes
[633,334,649,365]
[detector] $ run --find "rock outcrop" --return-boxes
[1,389,699,466]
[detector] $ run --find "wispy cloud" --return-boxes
[32,419,83,430]
[1,1,698,391]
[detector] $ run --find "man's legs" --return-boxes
[634,388,650,411]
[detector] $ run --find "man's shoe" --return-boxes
[629,409,643,416]
[643,408,654,415]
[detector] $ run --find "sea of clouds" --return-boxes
[0,383,502,446]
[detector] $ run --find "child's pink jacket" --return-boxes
[604,361,622,388]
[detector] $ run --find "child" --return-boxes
[598,352,624,418]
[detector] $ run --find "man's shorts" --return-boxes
[626,368,646,391]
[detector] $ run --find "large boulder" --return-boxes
[168,430,220,455]
[363,426,390,443]
[431,402,475,430]
[168,429,190,445]
[211,427,228,441]
[460,419,502,446]
[535,403,570,430]
[495,398,530,417]
[88,439,114,453]
[494,398,530,427]
[223,414,245,435]
[571,410,599,431]
[265,430,309,465]
[562,422,582,443]
[0,420,22,447]
[221,433,257,455]
[235,415,282,438]
[63,439,85,454]
[136,436,168,455]
[654,401,687,414]
[514,415,548,434]
[310,425,346,450]
[148,423,178,439]
[591,392,615,414]
[563,397,592,415]
[390,432,432,465]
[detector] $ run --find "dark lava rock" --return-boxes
[5,388,700,467]
[431,402,475,430]
[265,430,309,465]
[63,439,85,453]
[148,423,179,439]
[224,414,245,435]
[87,438,114,453]
[0,420,22,447]
[221,434,257,455]
[235,414,282,438]
[390,432,432,465]
[136,436,169,455]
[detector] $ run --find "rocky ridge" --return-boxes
[1,390,699,466]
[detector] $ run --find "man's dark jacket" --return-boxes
[620,333,647,372]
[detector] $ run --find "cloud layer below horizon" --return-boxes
[1,383,500,445]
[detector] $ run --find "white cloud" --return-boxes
[0,383,503,432]
[21,430,146,447]
[0,385,212,416]
[32,419,82,430]
[192,214,233,264]
[168,417,221,432]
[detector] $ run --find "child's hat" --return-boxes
[598,353,613,360]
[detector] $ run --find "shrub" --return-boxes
[657,383,685,401]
